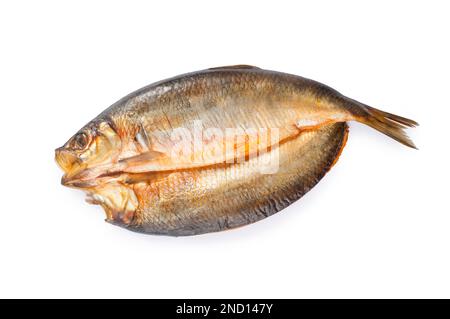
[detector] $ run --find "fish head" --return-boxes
[55,119,122,188]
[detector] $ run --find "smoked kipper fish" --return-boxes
[55,65,418,236]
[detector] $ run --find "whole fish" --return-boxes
[55,65,417,236]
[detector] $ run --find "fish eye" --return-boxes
[71,132,90,150]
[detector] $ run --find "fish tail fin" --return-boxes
[359,105,418,149]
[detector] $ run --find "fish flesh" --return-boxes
[55,65,417,236]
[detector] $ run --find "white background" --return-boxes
[0,0,448,298]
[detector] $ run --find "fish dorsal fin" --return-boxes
[208,65,261,71]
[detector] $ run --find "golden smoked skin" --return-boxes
[55,65,417,236]
[124,123,348,235]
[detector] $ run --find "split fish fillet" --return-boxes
[55,65,417,236]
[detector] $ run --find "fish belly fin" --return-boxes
[208,65,261,71]
[357,105,418,149]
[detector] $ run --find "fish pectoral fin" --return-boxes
[119,150,166,166]
[120,149,204,173]
[208,65,261,71]
[118,150,176,173]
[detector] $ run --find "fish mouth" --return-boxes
[61,166,116,188]
[60,161,129,188]
[55,150,90,188]
[55,147,79,172]
[55,147,122,188]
